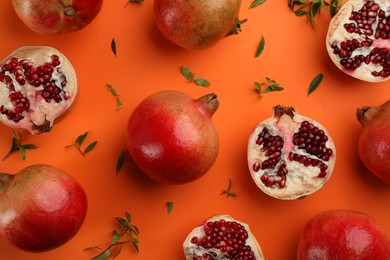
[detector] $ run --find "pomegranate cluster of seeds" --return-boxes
[190,219,257,260]
[0,55,67,122]
[330,0,390,78]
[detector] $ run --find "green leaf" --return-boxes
[254,82,262,92]
[307,73,324,96]
[91,248,111,260]
[84,141,97,154]
[22,144,37,149]
[116,150,125,175]
[330,0,341,16]
[106,84,118,96]
[263,84,284,93]
[125,211,132,223]
[181,66,194,82]
[194,77,210,87]
[112,231,123,244]
[75,131,88,147]
[249,0,267,9]
[116,97,122,111]
[166,202,173,214]
[295,10,308,16]
[111,38,117,57]
[19,146,26,160]
[255,35,265,58]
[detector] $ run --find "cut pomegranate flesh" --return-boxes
[247,105,336,200]
[183,215,264,260]
[326,0,390,82]
[0,46,77,134]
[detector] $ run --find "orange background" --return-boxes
[0,0,390,259]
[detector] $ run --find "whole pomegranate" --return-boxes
[183,214,264,259]
[0,164,88,252]
[297,210,390,259]
[247,105,336,200]
[0,46,77,135]
[326,0,390,82]
[357,100,390,183]
[126,90,219,185]
[153,0,244,50]
[12,0,103,34]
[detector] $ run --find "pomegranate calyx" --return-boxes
[0,173,13,193]
[64,6,76,17]
[195,93,219,118]
[227,18,248,36]
[357,105,378,126]
[32,118,51,134]
[273,105,295,120]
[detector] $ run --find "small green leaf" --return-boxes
[194,77,210,87]
[125,0,144,7]
[106,84,118,96]
[307,73,324,96]
[19,146,26,160]
[22,144,37,149]
[125,211,132,223]
[84,141,97,154]
[249,0,267,9]
[220,179,238,198]
[166,202,173,214]
[75,131,88,147]
[263,84,284,93]
[111,38,117,57]
[116,150,125,175]
[112,231,123,244]
[116,97,122,111]
[181,66,194,82]
[255,35,265,58]
[294,10,308,16]
[254,82,262,92]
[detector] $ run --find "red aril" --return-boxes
[126,90,219,185]
[153,0,244,50]
[326,0,390,82]
[247,105,336,200]
[0,164,88,252]
[357,100,390,183]
[12,0,104,34]
[0,46,77,134]
[183,214,264,259]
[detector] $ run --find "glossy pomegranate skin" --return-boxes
[12,0,104,34]
[0,165,88,252]
[297,210,390,259]
[357,100,390,184]
[153,0,242,50]
[126,90,219,185]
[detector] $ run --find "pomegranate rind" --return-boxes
[247,107,336,200]
[0,46,77,134]
[183,214,264,260]
[326,0,390,83]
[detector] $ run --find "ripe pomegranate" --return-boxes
[326,0,390,82]
[12,0,103,34]
[357,100,390,183]
[247,105,336,200]
[153,0,244,50]
[183,214,264,260]
[297,210,390,259]
[0,46,77,135]
[126,90,219,185]
[0,164,88,252]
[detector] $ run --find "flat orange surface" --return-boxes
[1,0,390,259]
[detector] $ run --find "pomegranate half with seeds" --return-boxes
[247,105,336,200]
[183,214,264,260]
[326,0,390,82]
[0,46,77,134]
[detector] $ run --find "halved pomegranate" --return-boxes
[183,214,264,259]
[0,46,77,134]
[247,105,336,200]
[326,0,390,82]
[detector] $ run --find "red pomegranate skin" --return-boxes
[154,0,242,50]
[0,165,88,252]
[357,101,390,184]
[12,0,103,34]
[126,90,219,185]
[297,210,390,259]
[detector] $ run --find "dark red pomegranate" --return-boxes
[126,90,219,185]
[0,164,88,252]
[326,0,390,82]
[357,100,390,183]
[183,214,264,260]
[153,0,244,50]
[12,0,103,34]
[297,210,390,259]
[0,46,77,134]
[247,105,336,200]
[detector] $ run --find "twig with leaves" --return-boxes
[181,66,211,87]
[254,77,284,100]
[220,179,238,198]
[85,211,140,260]
[65,131,97,156]
[3,130,37,161]
[106,84,122,111]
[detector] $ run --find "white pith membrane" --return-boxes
[0,46,77,134]
[183,215,264,260]
[326,0,390,82]
[247,106,336,200]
